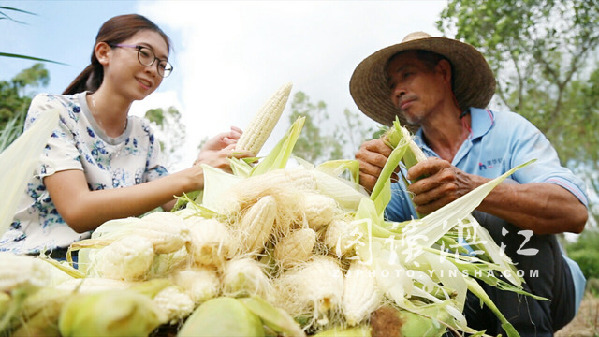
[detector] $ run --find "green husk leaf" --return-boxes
[0,108,58,237]
[464,277,520,337]
[317,159,361,184]
[238,295,306,337]
[171,190,202,212]
[58,289,162,337]
[178,297,265,337]
[200,164,243,213]
[250,116,305,176]
[370,138,409,216]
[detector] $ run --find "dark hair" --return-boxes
[63,14,171,95]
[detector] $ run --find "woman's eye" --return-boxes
[139,49,151,58]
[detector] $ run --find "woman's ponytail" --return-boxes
[63,63,103,95]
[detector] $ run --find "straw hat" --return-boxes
[349,32,496,126]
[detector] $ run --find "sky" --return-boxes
[1,0,447,169]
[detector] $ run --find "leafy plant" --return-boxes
[437,0,599,226]
[0,6,65,64]
[287,91,377,164]
[565,229,599,280]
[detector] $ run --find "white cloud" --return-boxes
[138,0,445,163]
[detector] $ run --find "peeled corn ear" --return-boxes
[93,235,154,281]
[236,82,293,155]
[342,261,382,326]
[152,285,196,325]
[301,192,339,231]
[273,227,316,269]
[231,196,277,256]
[223,257,273,301]
[0,253,51,291]
[273,256,344,323]
[169,268,221,304]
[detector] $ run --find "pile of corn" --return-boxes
[0,83,535,337]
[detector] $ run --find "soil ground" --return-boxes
[555,295,599,337]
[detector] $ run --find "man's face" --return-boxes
[386,51,448,125]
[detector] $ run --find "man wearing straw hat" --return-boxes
[351,32,589,336]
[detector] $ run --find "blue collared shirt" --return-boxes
[384,108,589,314]
[385,108,589,222]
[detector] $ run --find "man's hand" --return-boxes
[355,138,399,193]
[406,157,486,214]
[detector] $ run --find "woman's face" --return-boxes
[104,30,170,101]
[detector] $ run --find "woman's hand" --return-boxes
[193,126,252,172]
[199,126,242,152]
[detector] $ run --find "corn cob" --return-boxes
[301,192,340,231]
[401,125,427,162]
[93,235,154,281]
[273,256,344,323]
[342,261,383,326]
[0,253,51,291]
[273,227,316,269]
[222,257,273,301]
[149,250,189,279]
[184,217,231,267]
[221,167,315,217]
[324,218,360,257]
[152,285,196,325]
[232,195,277,255]
[136,211,190,254]
[236,82,293,155]
[169,268,221,304]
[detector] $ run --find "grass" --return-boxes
[0,114,24,152]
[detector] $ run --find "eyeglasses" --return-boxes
[111,44,173,78]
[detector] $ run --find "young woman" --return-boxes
[0,14,250,258]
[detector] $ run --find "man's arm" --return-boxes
[407,157,588,235]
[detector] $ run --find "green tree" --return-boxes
[0,63,49,150]
[437,0,599,224]
[287,91,378,165]
[145,106,186,168]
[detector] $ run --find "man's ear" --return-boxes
[436,59,453,85]
[95,42,111,66]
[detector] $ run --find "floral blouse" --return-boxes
[0,92,168,255]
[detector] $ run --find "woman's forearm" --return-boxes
[45,167,204,233]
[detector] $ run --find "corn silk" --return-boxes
[0,94,541,337]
